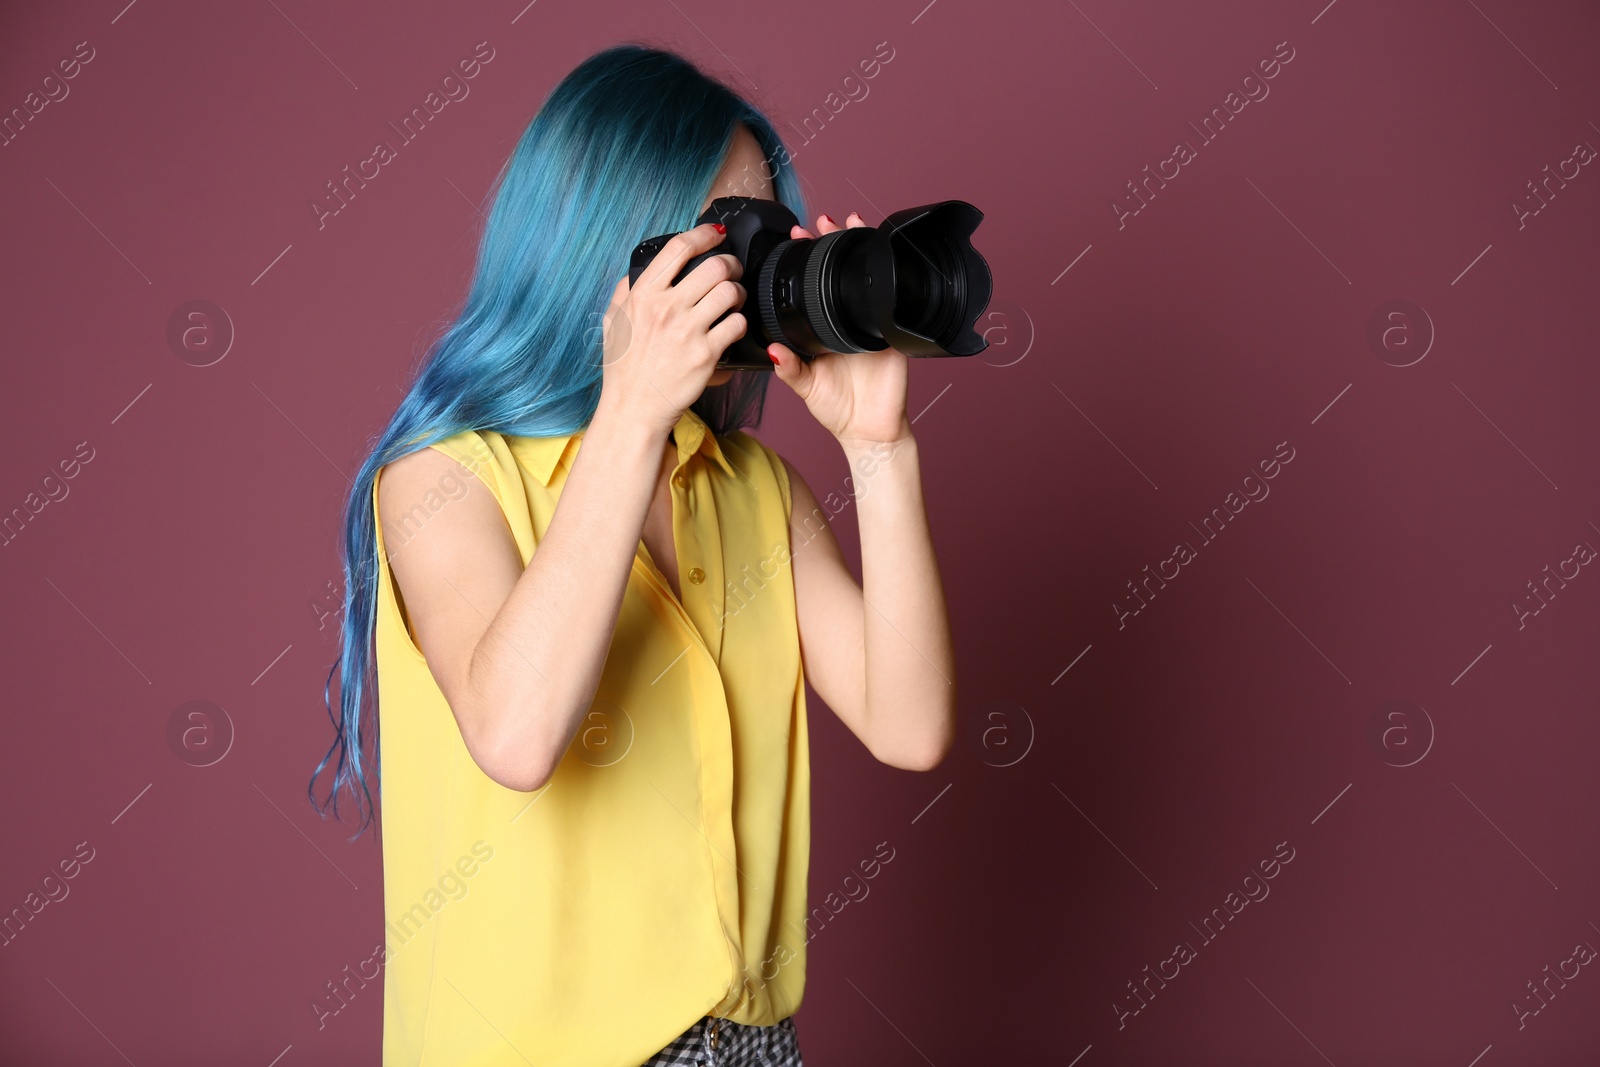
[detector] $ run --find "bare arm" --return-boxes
[379,409,663,791]
[378,220,748,791]
[780,432,957,771]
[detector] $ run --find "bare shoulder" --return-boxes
[376,443,505,557]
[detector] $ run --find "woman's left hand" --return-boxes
[766,212,913,448]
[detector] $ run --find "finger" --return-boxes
[637,222,728,292]
[791,223,815,240]
[845,211,867,227]
[677,251,743,308]
[706,310,748,356]
[815,214,843,235]
[689,279,745,330]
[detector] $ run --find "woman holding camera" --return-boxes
[311,43,956,1067]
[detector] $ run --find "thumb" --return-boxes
[767,342,807,395]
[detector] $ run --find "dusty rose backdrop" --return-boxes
[2,0,1599,1063]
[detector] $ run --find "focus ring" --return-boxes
[757,240,794,350]
[801,230,858,354]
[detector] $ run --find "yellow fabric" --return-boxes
[371,406,809,1067]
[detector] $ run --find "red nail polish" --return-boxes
[712,222,726,234]
[768,351,780,365]
[824,214,838,226]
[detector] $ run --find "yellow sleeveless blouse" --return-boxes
[370,407,809,1066]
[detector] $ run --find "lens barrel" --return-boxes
[627,196,992,369]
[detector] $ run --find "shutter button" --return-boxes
[688,567,705,585]
[673,472,689,489]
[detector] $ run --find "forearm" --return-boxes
[843,430,957,769]
[466,402,664,789]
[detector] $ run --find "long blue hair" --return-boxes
[308,43,808,839]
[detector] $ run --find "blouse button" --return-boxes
[673,472,689,489]
[687,567,705,585]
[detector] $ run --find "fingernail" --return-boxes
[712,222,726,234]
[824,214,838,226]
[768,351,780,365]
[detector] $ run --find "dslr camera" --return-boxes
[628,196,993,371]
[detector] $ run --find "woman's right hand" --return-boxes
[596,221,747,436]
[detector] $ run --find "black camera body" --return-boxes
[628,196,993,371]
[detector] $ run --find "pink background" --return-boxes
[3,0,1599,1063]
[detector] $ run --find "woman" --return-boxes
[309,43,956,1067]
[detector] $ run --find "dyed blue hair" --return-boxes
[308,43,808,839]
